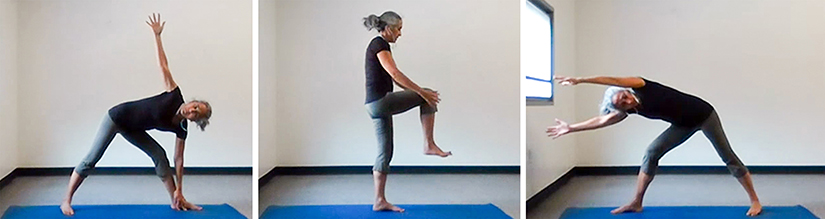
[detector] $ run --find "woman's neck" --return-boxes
[380,32,392,41]
[174,104,187,123]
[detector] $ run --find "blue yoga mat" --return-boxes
[261,203,512,219]
[560,205,819,219]
[1,203,246,219]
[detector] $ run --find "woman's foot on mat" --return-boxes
[374,200,405,212]
[60,201,75,216]
[611,202,643,214]
[747,202,762,216]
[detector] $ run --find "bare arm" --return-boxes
[146,13,178,92]
[174,138,185,192]
[376,50,439,106]
[547,112,627,138]
[377,51,424,93]
[556,75,645,88]
[171,137,201,211]
[569,112,627,132]
[393,81,408,90]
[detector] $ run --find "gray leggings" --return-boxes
[641,110,748,177]
[74,115,172,178]
[366,89,437,173]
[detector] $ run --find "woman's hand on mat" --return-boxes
[173,190,203,211]
[547,119,571,139]
[420,89,440,107]
[555,76,580,86]
[146,13,165,36]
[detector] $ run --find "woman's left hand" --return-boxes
[554,75,580,86]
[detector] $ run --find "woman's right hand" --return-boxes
[419,89,441,107]
[546,119,571,139]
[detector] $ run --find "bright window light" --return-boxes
[522,0,553,101]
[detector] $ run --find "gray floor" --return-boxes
[0,175,252,218]
[528,174,825,218]
[259,174,520,218]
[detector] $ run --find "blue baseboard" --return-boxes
[0,169,19,191]
[13,167,252,176]
[526,167,574,210]
[574,165,825,175]
[259,165,519,188]
[527,165,825,212]
[0,167,251,192]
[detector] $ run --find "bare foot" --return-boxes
[424,144,452,157]
[610,203,643,214]
[60,201,75,216]
[373,200,405,212]
[747,202,762,216]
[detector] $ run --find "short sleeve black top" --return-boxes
[108,87,188,139]
[365,36,393,103]
[627,78,714,127]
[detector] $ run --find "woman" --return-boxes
[362,11,452,213]
[60,14,212,216]
[547,75,762,216]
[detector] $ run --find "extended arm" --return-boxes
[174,138,185,193]
[170,138,202,211]
[547,112,628,139]
[555,75,645,88]
[146,13,178,92]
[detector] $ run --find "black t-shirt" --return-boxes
[108,87,188,139]
[627,78,714,127]
[365,36,393,103]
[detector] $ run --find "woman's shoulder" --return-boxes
[160,86,185,104]
[168,86,181,93]
[370,36,384,43]
[369,36,389,47]
[166,86,183,97]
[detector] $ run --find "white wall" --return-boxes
[259,0,277,177]
[273,0,520,166]
[526,0,577,198]
[575,0,825,166]
[0,0,19,177]
[16,0,252,167]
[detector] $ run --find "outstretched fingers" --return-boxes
[546,118,569,139]
[146,13,163,25]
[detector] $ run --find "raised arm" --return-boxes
[376,51,439,106]
[146,13,178,92]
[547,112,628,139]
[555,75,645,88]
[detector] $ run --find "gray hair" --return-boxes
[363,11,402,32]
[599,87,636,115]
[189,99,212,131]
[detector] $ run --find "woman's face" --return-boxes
[612,90,639,110]
[384,20,403,42]
[182,102,209,121]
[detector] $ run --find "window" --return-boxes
[522,0,554,105]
